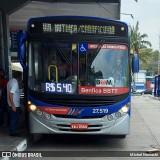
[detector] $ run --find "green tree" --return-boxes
[129,21,152,55]
[129,21,159,75]
[139,47,153,64]
[140,50,159,76]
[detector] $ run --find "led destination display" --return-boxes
[42,23,115,35]
[29,18,127,37]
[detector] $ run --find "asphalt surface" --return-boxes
[0,95,160,160]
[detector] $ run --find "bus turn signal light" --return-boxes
[28,101,31,105]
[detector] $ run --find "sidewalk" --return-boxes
[132,95,160,149]
[0,124,28,152]
[150,96,160,101]
[0,108,28,152]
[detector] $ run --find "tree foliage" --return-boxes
[141,50,160,76]
[129,21,160,76]
[139,47,153,64]
[129,21,152,55]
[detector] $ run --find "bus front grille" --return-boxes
[54,115,105,119]
[56,124,103,132]
[46,99,115,106]
[58,129,101,132]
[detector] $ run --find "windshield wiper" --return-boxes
[50,35,71,65]
[89,39,106,66]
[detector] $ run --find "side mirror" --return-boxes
[131,54,139,73]
[18,30,27,71]
[154,75,160,97]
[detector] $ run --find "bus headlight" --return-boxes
[115,111,121,118]
[43,112,51,119]
[107,114,114,121]
[36,109,43,116]
[121,105,129,113]
[115,104,130,119]
[29,104,37,111]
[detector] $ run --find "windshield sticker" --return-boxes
[96,78,115,87]
[79,86,129,95]
[88,44,127,50]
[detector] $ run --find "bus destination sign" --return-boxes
[42,23,115,35]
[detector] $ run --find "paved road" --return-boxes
[12,95,160,159]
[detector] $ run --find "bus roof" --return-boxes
[28,15,128,27]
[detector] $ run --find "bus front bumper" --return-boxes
[29,112,130,135]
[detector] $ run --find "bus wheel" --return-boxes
[32,134,42,142]
[118,135,126,138]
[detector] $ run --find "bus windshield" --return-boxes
[28,41,129,95]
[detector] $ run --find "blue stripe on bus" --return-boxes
[28,95,131,117]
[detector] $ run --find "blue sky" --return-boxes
[121,0,160,51]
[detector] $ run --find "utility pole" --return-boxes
[158,35,160,75]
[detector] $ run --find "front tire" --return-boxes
[118,135,126,138]
[113,135,126,138]
[31,133,42,142]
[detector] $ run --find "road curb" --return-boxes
[7,138,27,151]
[0,137,28,160]
[149,96,160,101]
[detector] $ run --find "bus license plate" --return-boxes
[71,123,88,130]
